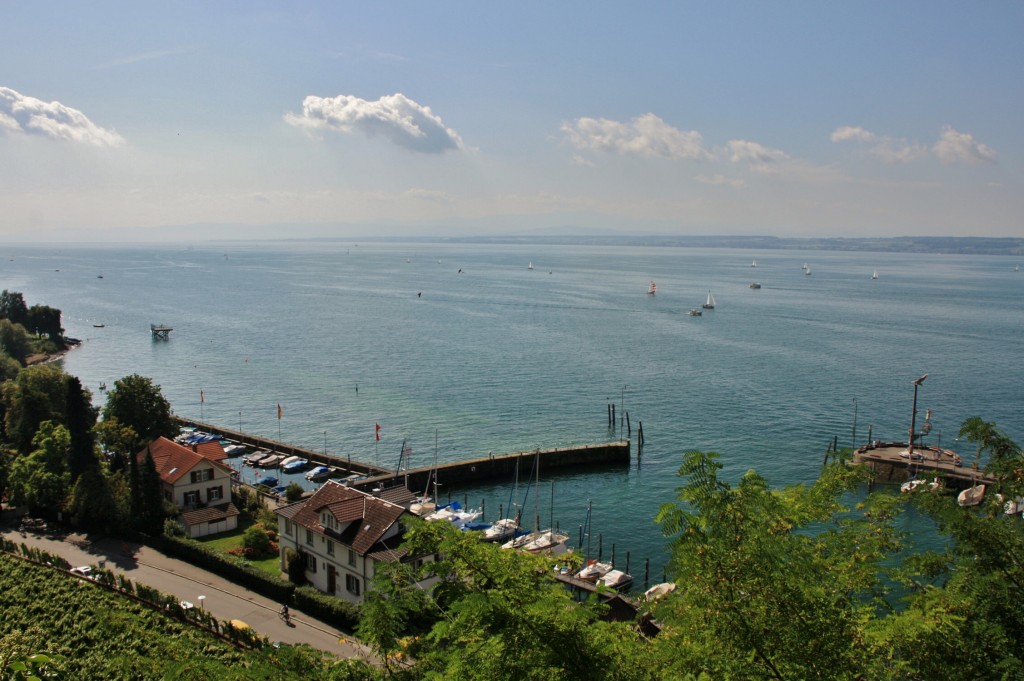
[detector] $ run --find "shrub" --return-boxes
[294,585,360,631]
[285,483,304,503]
[285,549,307,585]
[163,517,186,537]
[242,526,272,557]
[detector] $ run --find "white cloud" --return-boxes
[561,113,711,160]
[724,138,786,164]
[830,126,876,143]
[933,126,997,165]
[0,86,125,147]
[284,92,464,154]
[831,124,993,165]
[695,174,746,188]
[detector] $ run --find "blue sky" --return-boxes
[2,2,1021,241]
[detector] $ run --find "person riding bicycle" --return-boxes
[281,604,290,622]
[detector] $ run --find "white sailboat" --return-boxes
[647,281,657,295]
[527,261,533,270]
[957,483,986,507]
[702,290,715,310]
[872,270,879,280]
[751,259,757,267]
[500,453,568,556]
[805,265,812,276]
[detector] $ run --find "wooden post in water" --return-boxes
[644,558,649,589]
[638,421,644,447]
[481,499,485,518]
[611,544,616,567]
[625,551,630,577]
[607,403,613,427]
[499,503,503,520]
[626,412,631,438]
[611,404,616,429]
[598,533,603,561]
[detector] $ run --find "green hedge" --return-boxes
[154,534,295,603]
[293,585,360,631]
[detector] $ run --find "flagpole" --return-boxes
[200,389,204,421]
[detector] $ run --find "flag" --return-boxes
[277,403,283,420]
[200,389,204,403]
[375,423,381,441]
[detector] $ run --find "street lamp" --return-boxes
[908,374,928,455]
[198,595,206,611]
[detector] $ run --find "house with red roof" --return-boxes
[275,480,436,604]
[139,436,239,538]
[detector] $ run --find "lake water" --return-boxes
[5,241,1023,581]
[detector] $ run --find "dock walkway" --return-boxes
[174,417,630,489]
[852,442,994,489]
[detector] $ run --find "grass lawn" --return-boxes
[196,517,283,577]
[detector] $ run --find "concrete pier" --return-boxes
[355,442,631,494]
[174,417,630,489]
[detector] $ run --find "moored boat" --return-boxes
[281,457,309,473]
[255,453,284,468]
[957,483,986,507]
[305,465,331,481]
[702,290,715,309]
[482,518,520,542]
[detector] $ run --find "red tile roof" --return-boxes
[276,481,407,557]
[139,437,233,485]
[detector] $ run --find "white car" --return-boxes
[69,566,96,580]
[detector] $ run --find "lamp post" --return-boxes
[908,374,928,455]
[198,595,206,611]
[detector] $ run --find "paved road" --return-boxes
[0,516,375,662]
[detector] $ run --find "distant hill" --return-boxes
[422,235,1024,256]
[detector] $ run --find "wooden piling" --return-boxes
[626,412,631,437]
[644,558,649,589]
[598,533,603,561]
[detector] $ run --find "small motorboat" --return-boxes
[749,282,761,289]
[600,569,633,590]
[255,453,284,468]
[644,582,676,601]
[688,308,702,316]
[305,465,331,481]
[575,559,613,583]
[254,475,278,487]
[281,457,309,473]
[482,518,519,542]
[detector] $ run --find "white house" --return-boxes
[140,437,240,538]
[275,480,433,604]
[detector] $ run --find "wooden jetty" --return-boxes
[150,323,173,339]
[174,417,630,487]
[852,441,994,490]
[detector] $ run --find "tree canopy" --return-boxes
[101,374,176,451]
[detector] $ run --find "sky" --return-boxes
[1,2,1022,242]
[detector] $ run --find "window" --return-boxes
[207,486,223,502]
[305,528,313,546]
[190,469,213,484]
[345,574,361,596]
[306,555,317,574]
[183,491,199,507]
[326,539,334,556]
[284,520,293,536]
[347,549,356,567]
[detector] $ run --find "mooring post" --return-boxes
[481,499,485,518]
[625,551,630,577]
[598,533,603,561]
[644,558,649,589]
[607,403,612,427]
[579,525,583,547]
[638,421,644,447]
[611,404,615,428]
[626,412,631,437]
[611,544,616,567]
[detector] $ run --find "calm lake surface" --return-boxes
[5,241,1023,580]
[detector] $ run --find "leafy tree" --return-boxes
[24,304,64,345]
[651,451,904,680]
[135,448,166,534]
[959,416,1023,493]
[0,319,31,366]
[0,290,28,326]
[66,465,122,532]
[63,376,98,481]
[1,364,69,454]
[102,374,176,449]
[94,416,139,472]
[7,421,71,516]
[361,518,652,680]
[0,350,21,382]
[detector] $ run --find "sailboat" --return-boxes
[647,281,657,295]
[527,261,534,270]
[501,452,569,556]
[702,290,715,310]
[751,259,757,267]
[871,270,879,280]
[957,483,986,507]
[805,265,812,276]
